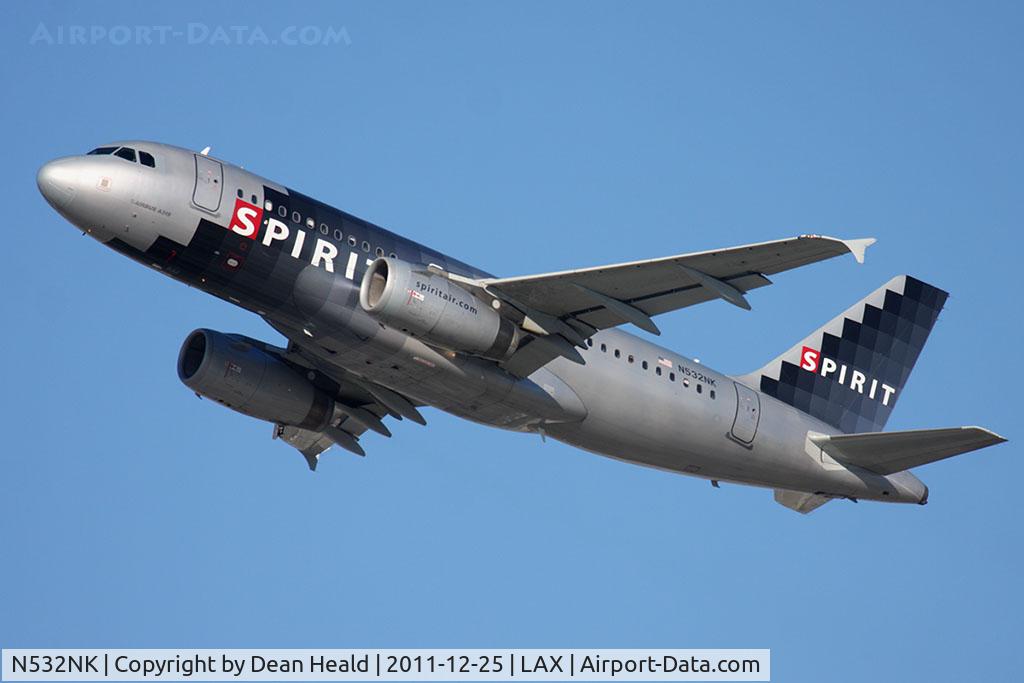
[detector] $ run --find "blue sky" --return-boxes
[1,1,1021,680]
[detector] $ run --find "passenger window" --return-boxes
[362,241,370,252]
[87,146,117,155]
[642,360,648,370]
[265,200,273,211]
[389,252,397,259]
[292,211,301,224]
[586,339,594,347]
[320,224,329,235]
[710,389,716,400]
[683,378,690,387]
[114,147,136,162]
[670,372,676,382]
[251,195,258,204]
[697,384,703,394]
[348,236,357,247]
[656,367,662,376]
[375,247,385,257]
[614,349,621,358]
[139,151,156,167]
[628,355,634,364]
[307,218,316,229]
[334,229,343,240]
[278,205,287,217]
[600,343,607,352]
[237,189,244,198]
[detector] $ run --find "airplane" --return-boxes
[36,140,1007,513]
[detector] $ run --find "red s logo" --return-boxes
[800,346,820,372]
[228,198,263,240]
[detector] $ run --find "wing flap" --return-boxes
[810,427,1007,475]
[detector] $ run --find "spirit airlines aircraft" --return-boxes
[37,141,1006,513]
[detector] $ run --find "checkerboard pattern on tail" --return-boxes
[743,276,948,434]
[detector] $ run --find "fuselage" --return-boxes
[37,140,928,505]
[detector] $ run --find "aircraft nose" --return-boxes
[37,158,78,209]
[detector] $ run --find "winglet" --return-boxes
[302,451,320,471]
[839,237,876,264]
[798,235,875,264]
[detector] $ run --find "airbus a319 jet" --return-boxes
[37,141,1006,513]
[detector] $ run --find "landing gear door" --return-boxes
[731,382,760,444]
[192,154,223,212]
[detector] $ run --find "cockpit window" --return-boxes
[87,147,117,155]
[114,147,137,162]
[139,151,155,167]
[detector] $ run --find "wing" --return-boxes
[810,427,1007,476]
[265,321,427,470]
[446,234,874,376]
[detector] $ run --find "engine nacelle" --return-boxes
[359,257,520,360]
[177,329,334,431]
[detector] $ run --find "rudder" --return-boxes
[739,275,948,434]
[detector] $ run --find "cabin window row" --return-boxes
[589,339,716,399]
[246,194,397,259]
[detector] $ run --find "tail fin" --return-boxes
[740,275,948,434]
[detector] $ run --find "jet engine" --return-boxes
[177,329,334,431]
[359,257,520,360]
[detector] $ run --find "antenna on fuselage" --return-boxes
[199,146,211,156]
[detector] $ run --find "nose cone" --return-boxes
[37,158,78,209]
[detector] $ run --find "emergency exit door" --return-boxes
[192,154,223,212]
[731,382,760,444]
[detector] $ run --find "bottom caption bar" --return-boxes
[2,649,769,682]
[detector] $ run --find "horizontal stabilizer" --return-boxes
[810,427,1007,475]
[774,489,834,514]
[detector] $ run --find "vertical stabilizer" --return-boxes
[739,276,948,434]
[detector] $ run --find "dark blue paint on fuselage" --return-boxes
[113,182,491,334]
